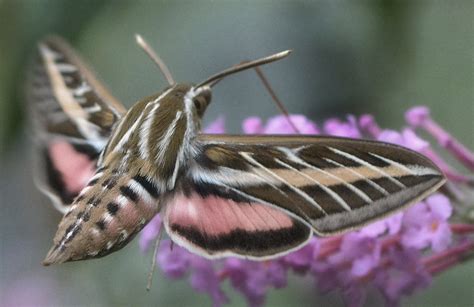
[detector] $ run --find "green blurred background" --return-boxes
[0,1,473,306]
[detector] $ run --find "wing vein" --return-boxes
[329,147,406,188]
[323,158,390,196]
[274,158,352,211]
[279,147,373,203]
[240,152,327,215]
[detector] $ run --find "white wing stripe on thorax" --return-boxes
[139,102,160,160]
[155,110,183,163]
[113,112,146,152]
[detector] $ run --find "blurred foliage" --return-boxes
[0,1,472,306]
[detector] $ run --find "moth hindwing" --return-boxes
[30,36,445,265]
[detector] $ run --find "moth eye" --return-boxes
[193,94,210,116]
[193,97,205,111]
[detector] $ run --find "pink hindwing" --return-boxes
[164,191,312,259]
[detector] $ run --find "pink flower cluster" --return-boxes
[140,107,474,307]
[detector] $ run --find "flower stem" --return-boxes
[426,256,461,275]
[359,114,382,137]
[450,224,474,234]
[422,119,474,171]
[318,236,343,259]
[381,234,401,251]
[421,148,474,184]
[423,241,474,268]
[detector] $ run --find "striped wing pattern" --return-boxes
[163,134,445,259]
[28,36,126,212]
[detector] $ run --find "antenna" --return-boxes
[135,34,175,86]
[252,66,301,134]
[196,50,291,88]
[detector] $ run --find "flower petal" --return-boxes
[204,116,226,134]
[426,194,452,220]
[242,116,263,134]
[405,106,430,127]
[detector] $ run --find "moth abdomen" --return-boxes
[43,170,161,265]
